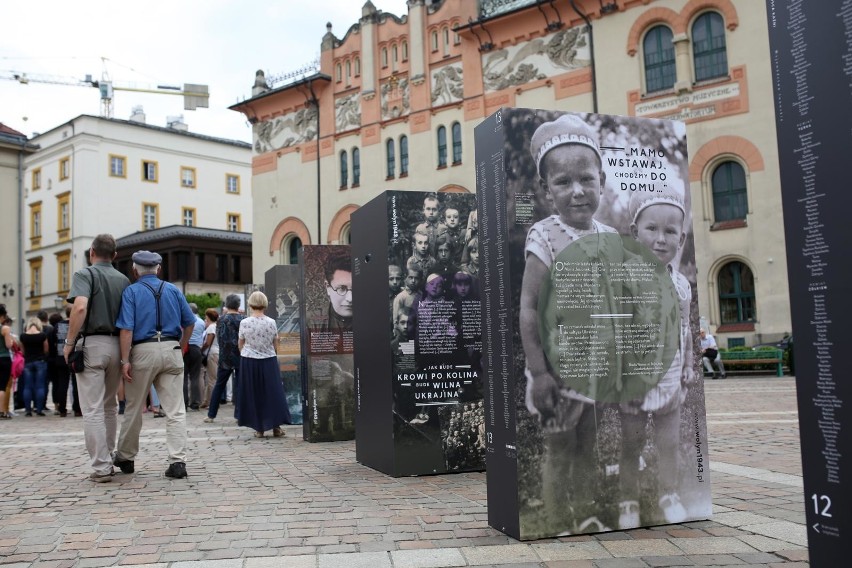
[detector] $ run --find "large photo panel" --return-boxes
[298,245,355,442]
[476,108,712,540]
[264,265,303,424]
[387,191,486,476]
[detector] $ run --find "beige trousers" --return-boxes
[116,341,187,465]
[76,336,122,475]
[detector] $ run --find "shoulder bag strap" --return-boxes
[77,267,96,349]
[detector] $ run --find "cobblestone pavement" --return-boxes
[0,377,809,567]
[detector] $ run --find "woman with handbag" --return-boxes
[0,305,14,419]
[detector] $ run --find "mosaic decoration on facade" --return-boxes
[480,0,537,18]
[431,64,464,106]
[481,26,590,93]
[254,107,318,154]
[335,92,362,133]
[381,76,411,120]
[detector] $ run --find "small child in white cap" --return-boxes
[519,113,617,530]
[616,184,694,529]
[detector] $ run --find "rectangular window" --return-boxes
[196,253,205,280]
[142,160,159,182]
[30,202,42,245]
[181,166,197,188]
[31,263,42,298]
[142,203,159,230]
[59,157,70,180]
[226,174,240,194]
[56,251,71,293]
[109,155,127,178]
[176,252,189,280]
[182,207,196,227]
[56,192,71,241]
[215,254,226,281]
[28,256,42,306]
[227,213,241,232]
[32,168,42,190]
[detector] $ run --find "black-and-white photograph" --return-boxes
[386,191,485,474]
[477,108,712,540]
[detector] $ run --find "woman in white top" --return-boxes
[200,309,220,408]
[236,291,290,438]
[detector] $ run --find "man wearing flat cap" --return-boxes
[63,234,130,482]
[113,250,196,479]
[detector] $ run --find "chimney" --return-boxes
[129,106,146,124]
[166,115,188,131]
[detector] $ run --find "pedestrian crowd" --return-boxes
[0,234,290,483]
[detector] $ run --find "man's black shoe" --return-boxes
[165,462,187,479]
[113,457,135,474]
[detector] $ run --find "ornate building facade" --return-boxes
[231,0,791,347]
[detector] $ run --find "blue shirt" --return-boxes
[115,275,195,343]
[189,315,205,347]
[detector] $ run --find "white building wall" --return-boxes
[23,115,251,314]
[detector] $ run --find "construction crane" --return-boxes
[1,65,209,118]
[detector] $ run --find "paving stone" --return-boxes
[601,539,683,558]
[532,542,611,561]
[669,537,757,555]
[317,551,391,568]
[390,547,467,568]
[462,544,540,565]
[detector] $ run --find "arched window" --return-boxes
[644,25,676,93]
[340,223,352,245]
[352,148,361,186]
[718,261,756,323]
[451,122,462,164]
[712,160,747,221]
[355,57,361,76]
[392,45,398,62]
[399,135,409,176]
[336,63,342,82]
[346,60,352,79]
[286,236,302,265]
[402,40,409,61]
[693,12,728,81]
[431,31,439,51]
[339,151,348,188]
[437,126,447,168]
[386,138,396,178]
[382,47,388,67]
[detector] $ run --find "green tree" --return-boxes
[185,293,221,314]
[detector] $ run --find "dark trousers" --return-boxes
[183,345,203,408]
[207,361,239,419]
[51,358,71,414]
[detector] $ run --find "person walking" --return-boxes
[203,294,244,423]
[113,250,195,479]
[236,291,290,438]
[63,234,130,482]
[183,303,205,411]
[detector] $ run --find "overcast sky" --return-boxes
[1,0,410,144]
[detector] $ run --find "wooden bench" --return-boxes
[714,349,785,377]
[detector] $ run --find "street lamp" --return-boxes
[54,296,65,311]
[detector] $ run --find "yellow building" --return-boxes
[231,0,790,348]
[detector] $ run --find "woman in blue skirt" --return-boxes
[237,291,290,438]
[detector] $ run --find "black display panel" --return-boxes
[766,2,852,564]
[475,108,712,540]
[352,190,485,476]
